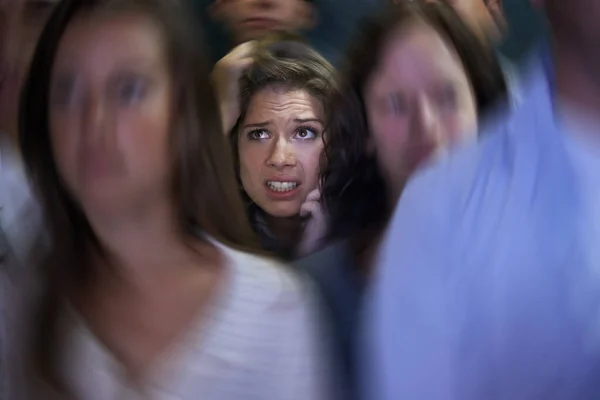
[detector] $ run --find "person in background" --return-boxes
[0,1,53,398]
[228,34,336,260]
[296,1,507,397]
[18,0,333,397]
[210,0,317,46]
[367,0,600,398]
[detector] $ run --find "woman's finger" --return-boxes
[299,201,320,218]
[305,189,321,202]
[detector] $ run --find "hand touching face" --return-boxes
[238,86,324,218]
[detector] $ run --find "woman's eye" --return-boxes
[389,94,409,115]
[436,85,458,109]
[294,127,318,140]
[248,129,269,140]
[117,77,148,104]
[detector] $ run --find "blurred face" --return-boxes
[50,13,175,215]
[364,22,477,201]
[213,0,313,43]
[238,86,324,218]
[0,2,53,135]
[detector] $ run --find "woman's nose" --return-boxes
[82,95,108,143]
[266,138,297,169]
[412,97,440,141]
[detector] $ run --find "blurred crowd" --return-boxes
[2,0,599,399]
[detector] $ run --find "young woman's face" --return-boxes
[364,22,477,201]
[50,13,175,215]
[238,86,324,218]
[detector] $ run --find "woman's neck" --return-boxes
[263,213,303,248]
[85,202,195,285]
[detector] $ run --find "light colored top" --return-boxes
[366,50,600,399]
[0,135,44,400]
[61,240,333,400]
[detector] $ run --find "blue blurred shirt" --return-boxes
[365,50,600,399]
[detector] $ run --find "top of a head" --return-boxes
[238,32,336,121]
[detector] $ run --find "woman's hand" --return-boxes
[211,41,255,135]
[297,188,328,257]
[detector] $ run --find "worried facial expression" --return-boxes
[238,86,324,218]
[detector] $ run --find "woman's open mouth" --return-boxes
[266,180,299,193]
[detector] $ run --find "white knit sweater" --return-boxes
[59,241,334,400]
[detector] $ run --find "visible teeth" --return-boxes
[267,181,298,192]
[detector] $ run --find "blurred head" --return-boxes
[230,34,335,222]
[0,0,55,136]
[22,0,258,254]
[322,1,506,241]
[211,0,316,44]
[366,21,480,195]
[20,0,258,383]
[393,0,505,43]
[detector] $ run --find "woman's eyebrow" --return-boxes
[242,121,270,129]
[294,118,323,124]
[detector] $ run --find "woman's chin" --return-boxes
[259,203,301,219]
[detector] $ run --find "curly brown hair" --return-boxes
[229,32,337,258]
